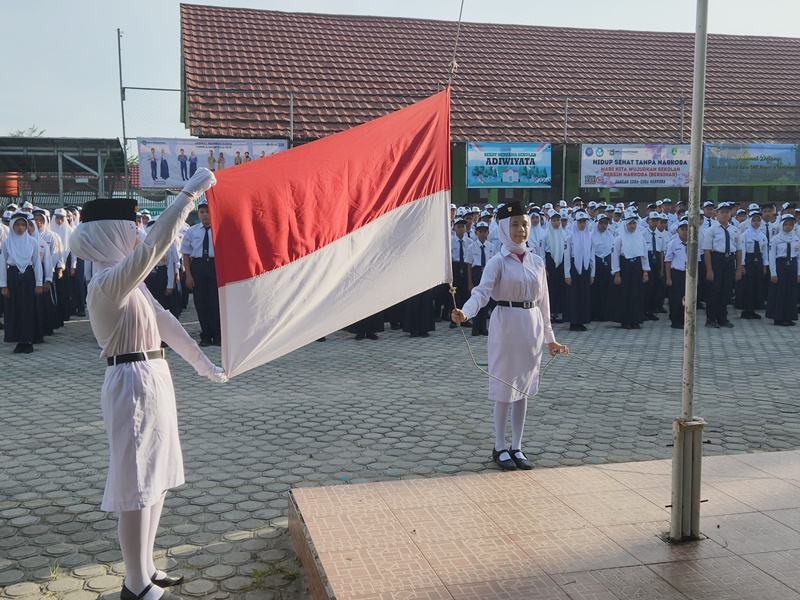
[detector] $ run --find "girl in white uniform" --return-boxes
[452,201,568,471]
[69,169,226,600]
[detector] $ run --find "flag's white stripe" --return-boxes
[220,190,452,377]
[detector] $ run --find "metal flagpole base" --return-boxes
[670,417,705,541]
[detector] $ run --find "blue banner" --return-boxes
[703,143,800,185]
[467,142,552,188]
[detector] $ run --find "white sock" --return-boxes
[511,398,528,454]
[147,494,166,580]
[119,508,164,600]
[494,401,511,460]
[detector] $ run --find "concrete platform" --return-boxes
[289,450,800,599]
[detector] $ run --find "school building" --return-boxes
[179,4,800,208]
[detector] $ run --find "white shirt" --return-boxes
[769,233,800,277]
[702,221,740,255]
[465,239,496,267]
[611,236,651,274]
[180,223,214,259]
[739,227,769,265]
[451,235,470,263]
[665,237,688,271]
[643,228,668,254]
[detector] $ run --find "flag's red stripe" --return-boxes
[206,90,451,287]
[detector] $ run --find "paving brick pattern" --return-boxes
[2,306,800,599]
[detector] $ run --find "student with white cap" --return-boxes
[665,218,689,329]
[563,211,595,331]
[0,212,44,353]
[766,213,800,326]
[590,214,614,321]
[643,211,668,320]
[702,202,741,328]
[735,210,768,319]
[68,168,226,600]
[451,201,568,471]
[611,209,651,329]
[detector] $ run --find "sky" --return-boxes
[2,0,798,141]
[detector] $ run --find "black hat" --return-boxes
[497,201,525,220]
[80,198,138,223]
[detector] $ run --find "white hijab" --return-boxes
[571,223,592,274]
[545,219,565,265]
[69,220,138,271]
[50,217,71,252]
[4,214,37,270]
[528,214,544,247]
[620,220,647,258]
[592,222,614,257]
[498,217,528,255]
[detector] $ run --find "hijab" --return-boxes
[620,219,647,259]
[592,221,614,257]
[50,215,71,252]
[4,213,37,270]
[545,218,565,265]
[69,220,138,271]
[498,217,527,255]
[571,222,592,274]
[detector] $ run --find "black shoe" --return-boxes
[390,323,401,330]
[471,330,481,336]
[646,313,659,321]
[463,320,473,328]
[789,321,797,327]
[366,332,379,340]
[752,312,762,319]
[152,571,185,588]
[355,333,365,340]
[410,332,419,338]
[449,321,458,329]
[199,339,211,347]
[670,323,684,329]
[76,310,86,317]
[122,583,180,600]
[569,324,581,332]
[481,330,489,336]
[740,311,755,319]
[621,324,631,330]
[492,448,516,471]
[579,324,587,331]
[509,449,533,470]
[705,321,720,328]
[13,343,25,354]
[630,324,641,329]
[718,320,734,328]
[419,332,430,338]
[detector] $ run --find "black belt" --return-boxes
[711,251,734,259]
[495,300,538,309]
[107,349,165,366]
[197,256,214,262]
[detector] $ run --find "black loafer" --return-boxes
[492,448,516,471]
[509,449,533,470]
[152,572,185,588]
[123,583,183,600]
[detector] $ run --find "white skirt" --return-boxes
[100,359,185,512]
[487,305,545,403]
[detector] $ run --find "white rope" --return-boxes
[447,0,466,84]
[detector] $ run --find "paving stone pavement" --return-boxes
[1,305,799,599]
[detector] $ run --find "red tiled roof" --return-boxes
[180,4,800,144]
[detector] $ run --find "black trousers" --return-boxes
[706,252,735,323]
[190,258,221,342]
[668,268,686,326]
[646,252,664,313]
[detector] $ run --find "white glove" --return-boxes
[206,366,228,383]
[182,168,217,197]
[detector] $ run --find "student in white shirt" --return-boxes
[465,222,496,336]
[563,212,595,331]
[591,214,614,321]
[735,211,768,319]
[611,211,651,329]
[702,202,741,328]
[766,214,800,326]
[665,218,689,329]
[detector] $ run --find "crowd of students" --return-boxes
[445,196,800,333]
[0,200,221,354]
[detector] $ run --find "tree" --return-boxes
[8,125,46,137]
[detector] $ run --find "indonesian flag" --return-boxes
[206,90,452,377]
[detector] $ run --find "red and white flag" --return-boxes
[206,90,452,377]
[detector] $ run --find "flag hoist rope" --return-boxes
[449,285,800,410]
[447,0,465,84]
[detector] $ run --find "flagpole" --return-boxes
[670,0,708,542]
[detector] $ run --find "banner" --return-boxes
[703,143,800,186]
[467,142,551,188]
[137,137,288,189]
[581,144,691,188]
